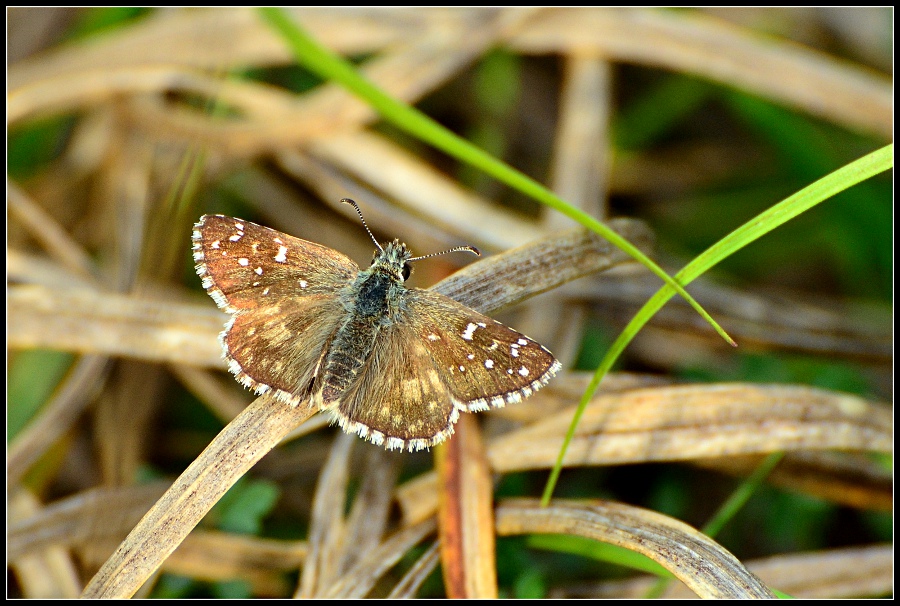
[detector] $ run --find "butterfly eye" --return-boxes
[402,263,412,281]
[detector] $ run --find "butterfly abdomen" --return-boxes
[320,315,380,404]
[321,267,404,404]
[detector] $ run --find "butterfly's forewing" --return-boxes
[192,215,358,312]
[193,215,358,403]
[403,290,562,412]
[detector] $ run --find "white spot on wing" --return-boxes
[238,258,249,266]
[462,323,477,341]
[518,366,529,376]
[255,267,263,275]
[485,359,494,369]
[299,279,308,288]
[275,246,288,263]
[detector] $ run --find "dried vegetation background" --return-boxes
[7,7,892,599]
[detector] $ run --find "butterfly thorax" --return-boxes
[346,239,411,319]
[321,240,412,403]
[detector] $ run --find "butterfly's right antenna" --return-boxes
[341,198,383,253]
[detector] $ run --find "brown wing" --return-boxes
[324,289,561,451]
[193,215,357,403]
[402,289,561,412]
[222,295,345,405]
[325,318,460,452]
[192,214,358,313]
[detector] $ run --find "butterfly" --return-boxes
[192,199,561,451]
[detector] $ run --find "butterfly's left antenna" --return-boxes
[341,198,481,260]
[341,198,384,253]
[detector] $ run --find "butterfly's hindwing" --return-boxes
[223,296,345,404]
[326,318,459,451]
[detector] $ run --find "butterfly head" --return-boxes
[371,239,414,282]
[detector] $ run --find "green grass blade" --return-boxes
[256,7,734,346]
[542,144,893,506]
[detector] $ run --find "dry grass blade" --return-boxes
[573,272,892,362]
[392,378,890,525]
[8,250,97,290]
[8,285,226,366]
[495,498,775,598]
[548,55,610,220]
[487,383,891,471]
[743,544,893,599]
[323,518,438,599]
[693,451,892,511]
[9,9,529,154]
[9,489,82,599]
[298,440,405,598]
[510,8,892,137]
[340,449,401,573]
[8,181,98,280]
[433,220,652,314]
[297,433,354,598]
[7,9,492,88]
[95,361,168,486]
[301,131,545,251]
[436,415,498,598]
[80,395,317,598]
[166,530,307,577]
[393,469,443,528]
[164,530,306,596]
[530,53,611,364]
[8,65,268,126]
[553,543,893,599]
[9,482,169,561]
[386,540,442,599]
[169,364,263,425]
